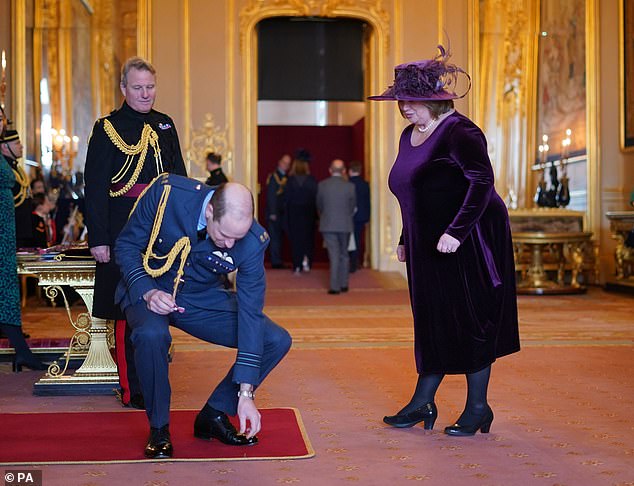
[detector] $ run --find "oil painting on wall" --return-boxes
[536,0,586,161]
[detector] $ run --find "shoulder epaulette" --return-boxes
[249,222,269,245]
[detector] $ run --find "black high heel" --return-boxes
[383,402,437,429]
[12,358,48,372]
[1,325,47,373]
[444,406,494,436]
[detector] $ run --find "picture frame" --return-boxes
[536,0,587,161]
[621,0,634,151]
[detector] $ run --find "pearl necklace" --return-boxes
[416,119,436,133]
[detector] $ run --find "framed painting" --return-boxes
[621,0,634,151]
[536,0,587,162]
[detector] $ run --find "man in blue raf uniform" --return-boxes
[114,174,291,459]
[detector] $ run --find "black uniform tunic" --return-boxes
[84,102,187,320]
[6,156,33,248]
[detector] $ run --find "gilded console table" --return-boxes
[512,231,594,295]
[605,211,634,289]
[17,257,119,395]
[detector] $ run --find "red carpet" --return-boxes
[0,408,314,464]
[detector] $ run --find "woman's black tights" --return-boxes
[400,365,492,422]
[399,372,444,415]
[457,365,492,425]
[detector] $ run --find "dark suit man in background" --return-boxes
[265,154,291,268]
[115,174,291,459]
[347,160,370,272]
[84,56,187,409]
[204,152,228,187]
[317,159,356,294]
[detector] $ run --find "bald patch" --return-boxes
[222,183,253,221]
[330,159,345,174]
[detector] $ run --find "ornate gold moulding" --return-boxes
[18,257,119,396]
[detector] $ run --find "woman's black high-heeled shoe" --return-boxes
[1,324,47,372]
[383,402,437,430]
[12,358,48,372]
[444,406,494,436]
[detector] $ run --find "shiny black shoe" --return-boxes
[194,411,258,446]
[383,402,437,429]
[145,425,173,459]
[444,406,494,436]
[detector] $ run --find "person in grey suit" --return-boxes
[317,159,357,294]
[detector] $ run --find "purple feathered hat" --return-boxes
[368,45,471,101]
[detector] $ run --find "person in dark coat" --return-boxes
[204,152,228,187]
[0,129,33,248]
[84,56,187,409]
[347,160,370,272]
[265,153,291,268]
[285,155,317,273]
[25,192,56,249]
[369,45,520,436]
[114,174,291,459]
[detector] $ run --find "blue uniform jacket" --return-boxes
[114,173,270,385]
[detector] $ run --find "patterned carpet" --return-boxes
[1,268,633,485]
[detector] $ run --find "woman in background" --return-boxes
[285,150,318,274]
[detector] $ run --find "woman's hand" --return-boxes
[396,244,406,262]
[436,233,460,253]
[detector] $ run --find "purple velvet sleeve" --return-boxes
[444,121,495,243]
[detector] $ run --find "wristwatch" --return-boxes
[237,389,255,399]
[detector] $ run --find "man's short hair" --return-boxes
[209,183,254,222]
[206,152,222,165]
[30,178,45,192]
[121,57,156,86]
[31,192,47,209]
[349,160,362,174]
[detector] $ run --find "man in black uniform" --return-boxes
[0,130,33,248]
[84,57,187,408]
[204,152,229,187]
[265,153,291,268]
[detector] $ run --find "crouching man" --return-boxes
[114,173,291,459]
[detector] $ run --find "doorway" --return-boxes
[256,17,368,266]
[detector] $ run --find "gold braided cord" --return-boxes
[12,164,29,207]
[142,184,191,299]
[103,119,161,197]
[272,172,287,195]
[129,173,165,217]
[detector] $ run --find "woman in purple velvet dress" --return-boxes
[369,46,520,436]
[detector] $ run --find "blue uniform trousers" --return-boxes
[125,300,292,428]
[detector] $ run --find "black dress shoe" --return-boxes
[340,287,349,293]
[145,425,173,459]
[194,411,258,446]
[444,406,494,436]
[383,402,437,429]
[327,289,340,295]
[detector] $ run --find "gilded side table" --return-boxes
[512,231,593,295]
[18,257,119,395]
[605,211,634,289]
